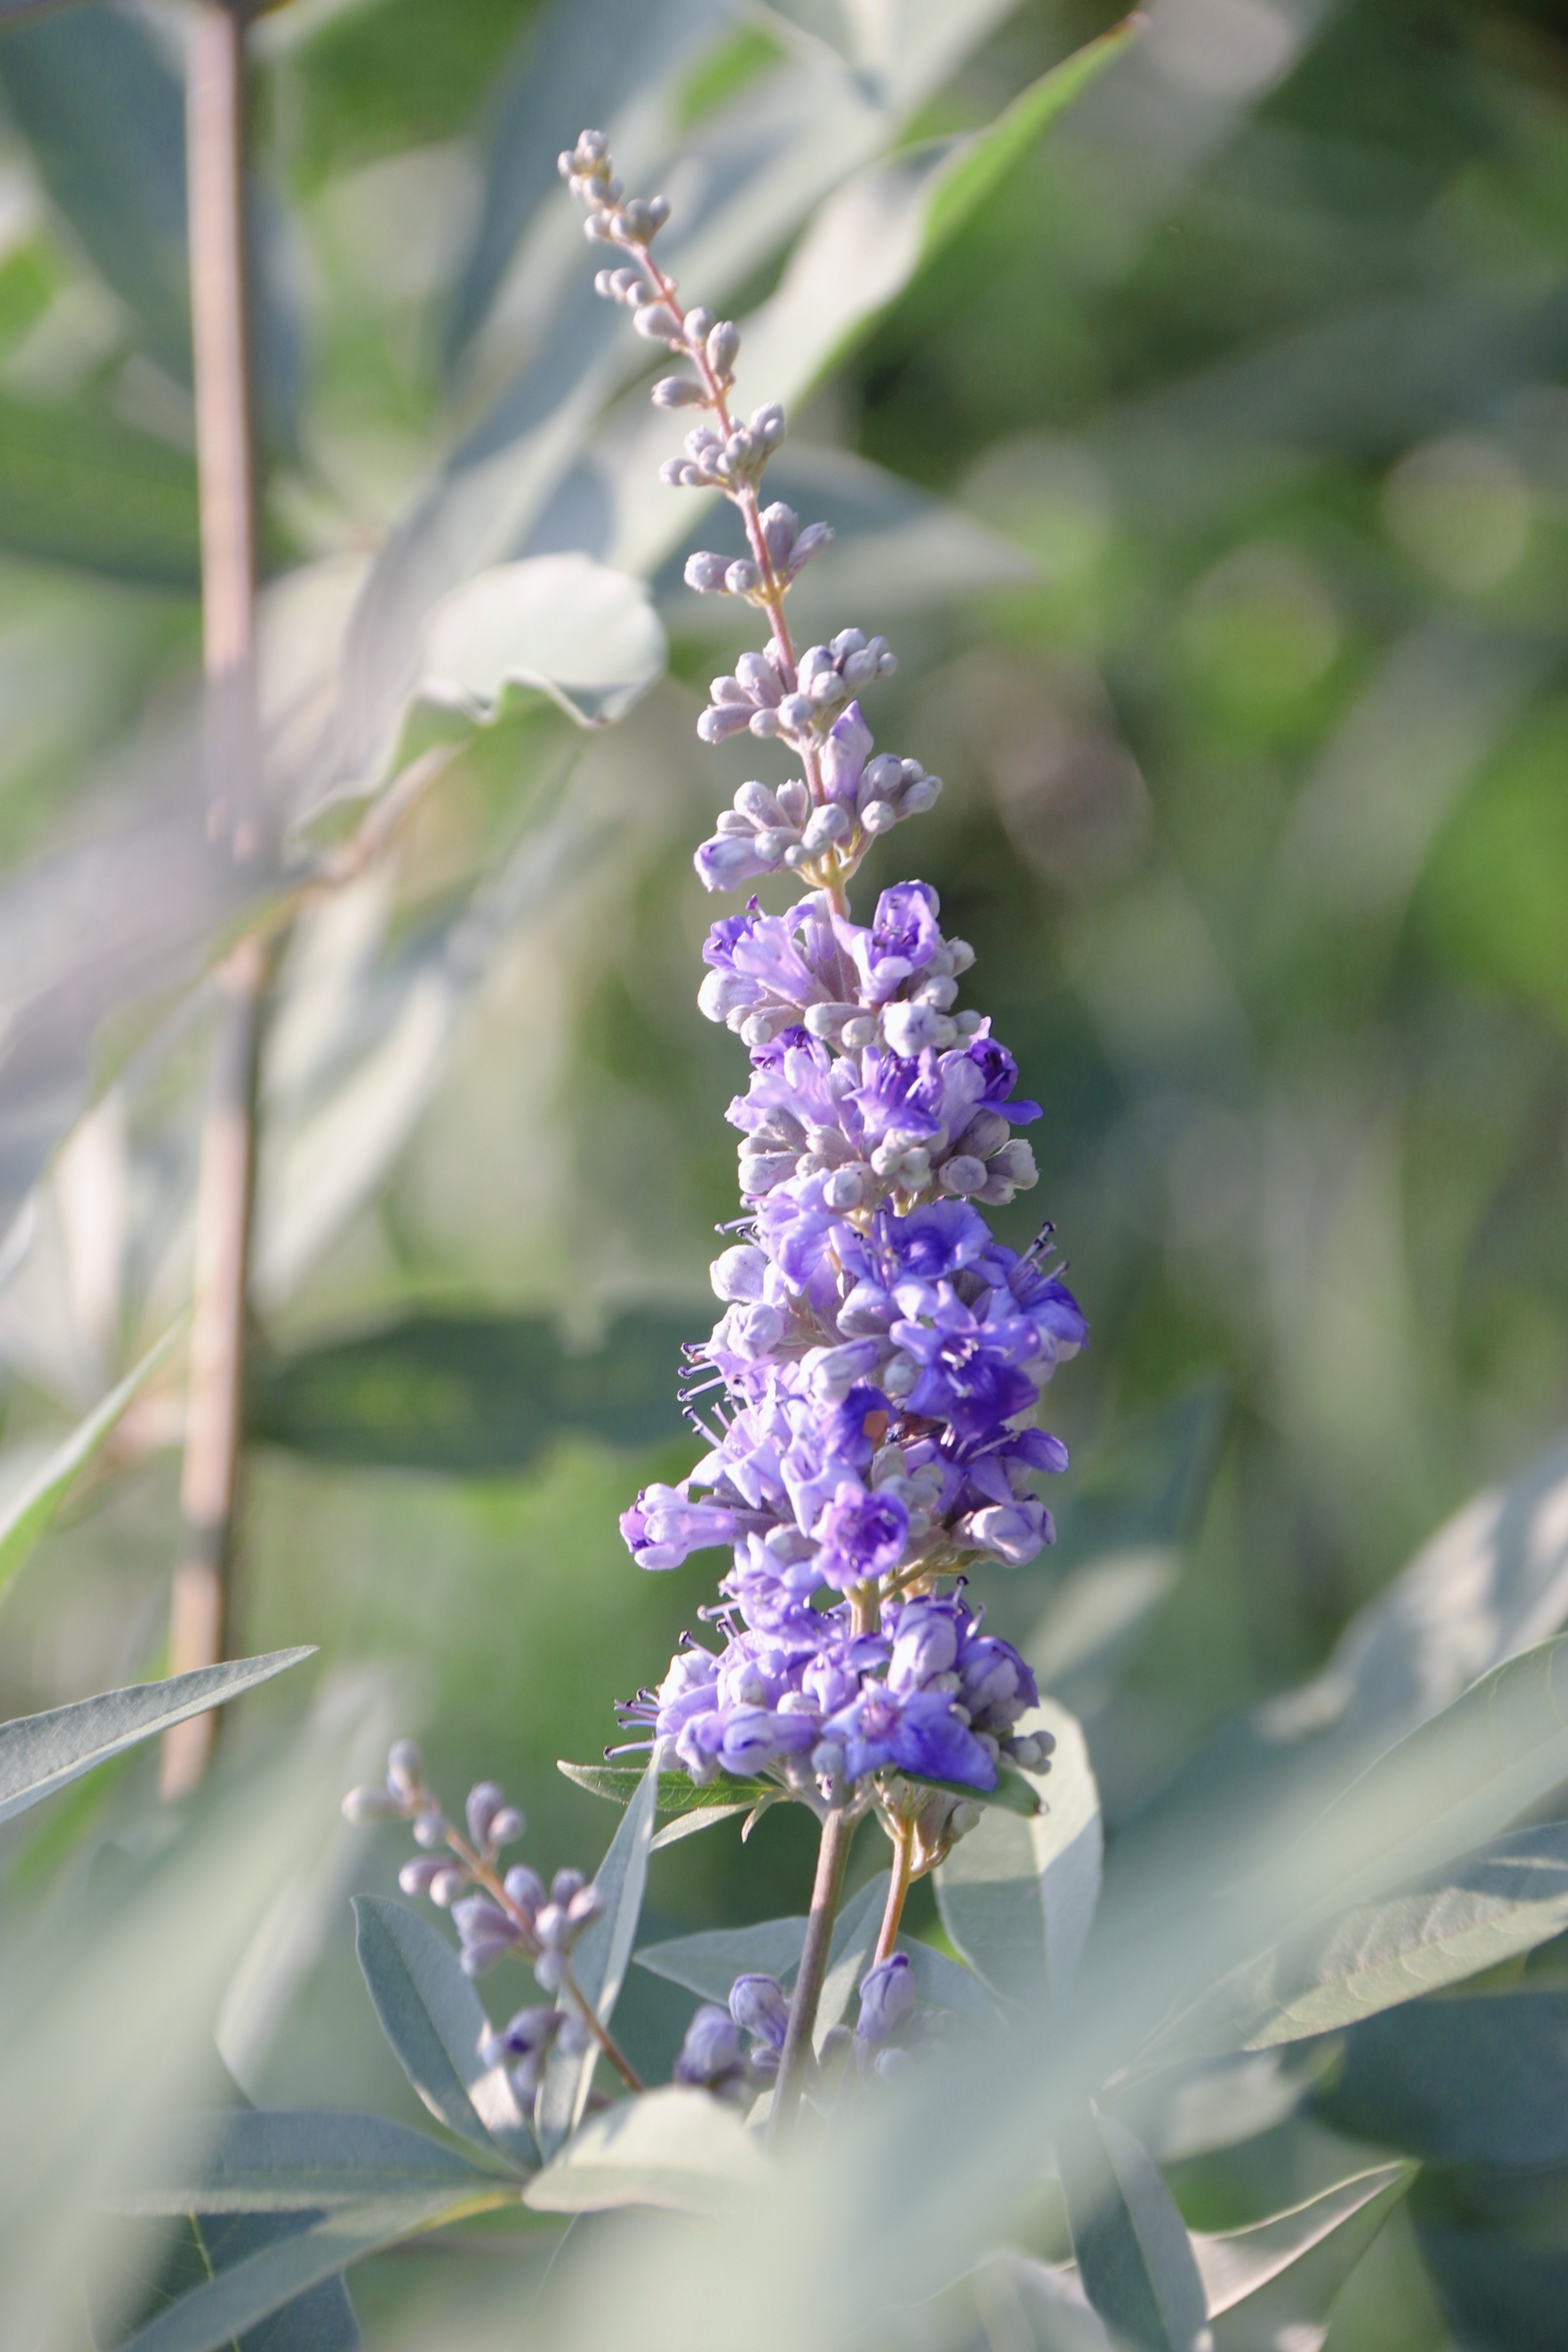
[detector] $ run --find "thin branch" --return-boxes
[162,0,263,1799]
[768,1803,856,2149]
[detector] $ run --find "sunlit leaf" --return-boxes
[525,2084,769,2218]
[1171,1824,1568,2057]
[0,1320,181,1602]
[1198,2164,1413,2350]
[0,1646,313,1826]
[351,1898,535,2168]
[1059,2105,1209,2352]
[936,1700,1102,2007]
[558,1762,773,1815]
[636,1915,813,2004]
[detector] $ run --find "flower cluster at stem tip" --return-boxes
[557,131,1086,1856]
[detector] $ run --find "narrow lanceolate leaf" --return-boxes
[351,1899,534,2168]
[1198,2165,1413,2351]
[0,1321,182,1601]
[526,2086,770,2218]
[1060,2106,1209,2352]
[1316,1988,1568,2166]
[113,2190,515,2352]
[558,1761,774,1818]
[650,1800,757,1851]
[113,2109,505,2215]
[918,19,1142,263]
[636,1916,814,2004]
[1172,1824,1568,2057]
[0,1648,313,1826]
[937,1700,1103,2008]
[536,1762,657,2155]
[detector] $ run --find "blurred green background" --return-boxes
[4,0,1568,2339]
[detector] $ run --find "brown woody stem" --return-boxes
[768,1803,856,2148]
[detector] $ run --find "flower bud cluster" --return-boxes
[685,503,834,601]
[480,2003,590,2104]
[561,135,1082,1843]
[341,1745,604,1983]
[673,1969,792,2104]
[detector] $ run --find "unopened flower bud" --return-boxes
[398,1856,447,1896]
[729,1973,790,2050]
[725,559,760,594]
[386,1740,424,1798]
[412,1811,447,1849]
[342,1785,404,1825]
[684,306,715,341]
[633,301,683,342]
[706,320,740,376]
[674,2003,742,2084]
[489,1807,526,1849]
[939,1154,987,1198]
[466,1782,506,1848]
[429,1865,468,1906]
[856,1953,916,2044]
[503,1864,545,1918]
[653,374,705,408]
[685,551,729,593]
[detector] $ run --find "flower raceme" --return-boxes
[556,128,1084,1828]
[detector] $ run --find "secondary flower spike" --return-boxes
[560,129,1083,1817]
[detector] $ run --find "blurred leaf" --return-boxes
[0,393,198,586]
[1060,2105,1209,2352]
[936,1700,1102,2008]
[1198,2164,1414,2351]
[1317,1987,1568,2166]
[561,1761,772,1816]
[651,441,1038,634]
[524,2084,768,2218]
[112,2186,514,2352]
[0,2,188,380]
[1026,1550,1182,1724]
[350,1898,535,2169]
[917,19,1140,263]
[0,2,302,443]
[536,1761,656,2155]
[419,554,666,730]
[102,2200,365,2352]
[1418,2228,1568,2352]
[0,1646,313,1826]
[1170,1823,1568,2059]
[340,0,1040,789]
[0,1319,180,1602]
[446,0,733,363]
[116,2109,504,2214]
[251,1308,700,1474]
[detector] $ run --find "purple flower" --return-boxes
[818,1682,998,1790]
[856,1954,917,2044]
[813,1480,909,1590]
[849,883,942,999]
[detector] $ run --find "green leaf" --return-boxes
[0,4,189,379]
[1177,1824,1568,2057]
[0,1321,182,1602]
[650,1800,758,1852]
[1419,2228,1568,2350]
[110,2213,363,2352]
[251,1310,701,1475]
[558,1762,774,1816]
[0,1646,313,1826]
[113,2109,506,2215]
[351,1899,535,2168]
[536,1761,657,2155]
[936,1699,1102,2008]
[111,2189,514,2352]
[1026,1547,1184,1723]
[814,1870,891,2045]
[919,20,1141,263]
[1198,2165,1414,2350]
[911,1763,1044,1819]
[524,2085,769,2218]
[419,554,666,729]
[0,393,197,586]
[1060,2106,1209,2352]
[636,1917,813,2004]
[1317,1987,1568,2166]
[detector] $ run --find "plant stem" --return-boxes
[874,1815,916,1966]
[768,1803,856,2149]
[160,0,263,1800]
